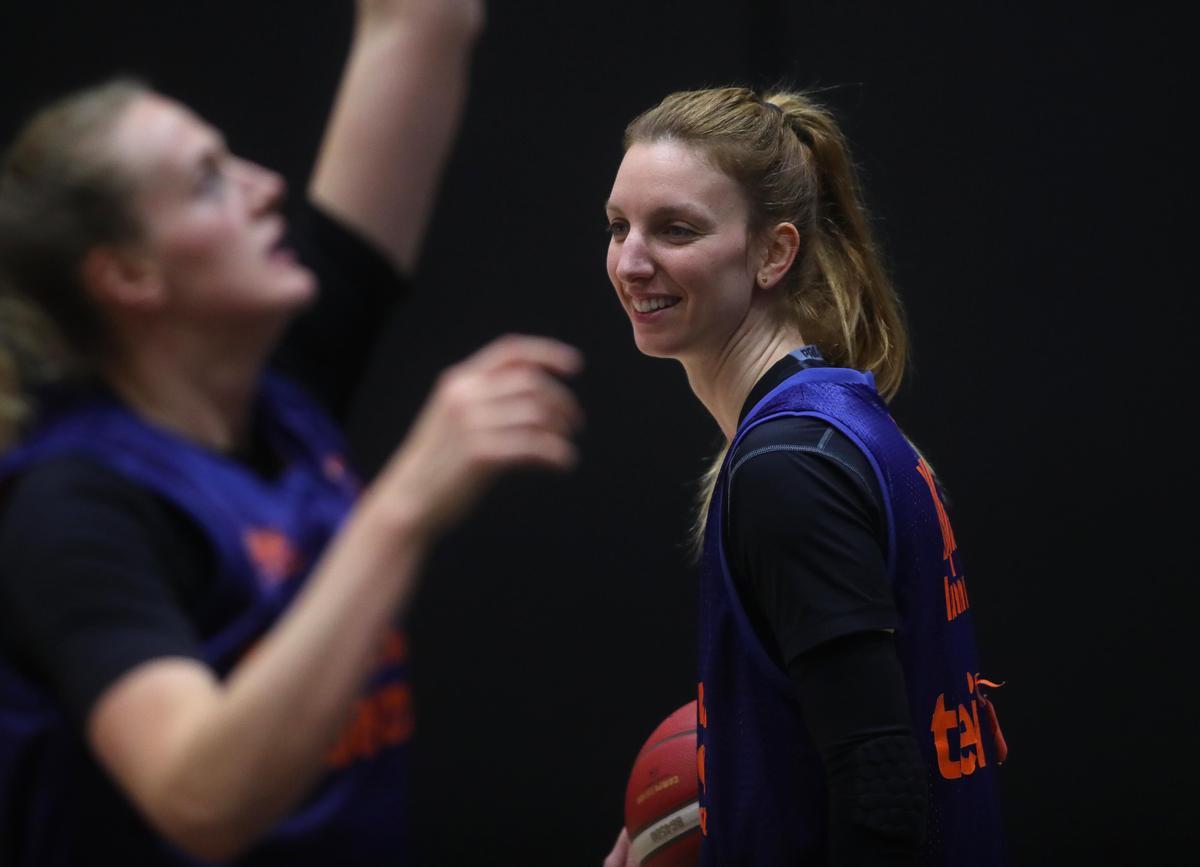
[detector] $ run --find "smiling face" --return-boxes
[106,93,315,324]
[605,140,760,363]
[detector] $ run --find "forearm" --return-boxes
[92,486,431,860]
[309,7,482,272]
[89,334,581,861]
[790,631,928,866]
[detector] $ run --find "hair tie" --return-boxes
[750,93,782,116]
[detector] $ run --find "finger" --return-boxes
[603,827,631,867]
[446,366,583,434]
[469,400,581,441]
[474,370,585,433]
[466,334,583,378]
[479,429,578,472]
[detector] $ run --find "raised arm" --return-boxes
[308,0,485,273]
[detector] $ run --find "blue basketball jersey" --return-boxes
[696,362,1007,866]
[0,376,413,865]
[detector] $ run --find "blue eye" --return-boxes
[606,219,629,239]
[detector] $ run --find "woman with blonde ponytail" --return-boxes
[602,87,1006,867]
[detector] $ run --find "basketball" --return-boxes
[623,700,701,867]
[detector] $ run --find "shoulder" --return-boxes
[0,456,208,725]
[4,453,151,516]
[723,413,897,663]
[729,414,882,518]
[1,453,206,567]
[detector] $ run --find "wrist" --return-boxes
[353,479,437,556]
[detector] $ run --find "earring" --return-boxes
[759,274,769,286]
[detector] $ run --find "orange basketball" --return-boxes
[623,700,701,867]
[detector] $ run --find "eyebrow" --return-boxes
[177,137,229,188]
[183,128,229,167]
[603,201,714,224]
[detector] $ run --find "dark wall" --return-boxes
[1,2,1188,864]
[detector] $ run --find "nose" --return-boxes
[613,229,654,284]
[233,157,286,214]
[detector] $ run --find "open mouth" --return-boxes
[266,222,297,264]
[631,296,681,313]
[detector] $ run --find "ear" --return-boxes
[79,245,165,312]
[754,221,800,291]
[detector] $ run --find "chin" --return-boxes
[631,330,683,361]
[275,264,319,308]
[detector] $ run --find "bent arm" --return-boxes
[85,335,581,861]
[88,490,428,862]
[308,0,485,274]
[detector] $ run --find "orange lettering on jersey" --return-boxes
[916,458,958,576]
[964,698,986,772]
[930,673,993,780]
[930,694,962,780]
[958,702,978,775]
[243,527,303,585]
[378,683,414,744]
[919,458,974,621]
[323,453,348,482]
[943,572,971,621]
[377,630,408,666]
[697,681,708,728]
[327,682,414,769]
[697,744,706,792]
[973,672,1009,764]
[699,806,708,836]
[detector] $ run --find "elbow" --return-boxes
[148,792,261,863]
[832,733,929,857]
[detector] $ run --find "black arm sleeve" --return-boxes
[726,419,896,666]
[727,419,927,864]
[791,633,928,866]
[0,457,207,726]
[270,201,410,424]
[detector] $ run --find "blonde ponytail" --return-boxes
[767,92,907,400]
[0,294,67,449]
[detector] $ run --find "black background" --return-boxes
[1,2,1191,864]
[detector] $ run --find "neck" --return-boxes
[103,325,275,452]
[680,311,804,440]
